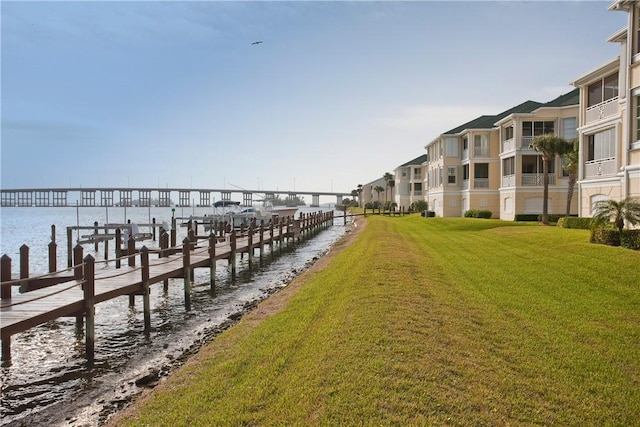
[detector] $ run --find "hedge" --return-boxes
[590,228,640,250]
[463,209,492,219]
[557,217,593,229]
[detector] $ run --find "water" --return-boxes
[0,206,348,426]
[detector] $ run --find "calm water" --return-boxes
[0,206,348,426]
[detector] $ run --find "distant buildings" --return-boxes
[364,1,639,220]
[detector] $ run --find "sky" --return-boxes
[0,0,627,198]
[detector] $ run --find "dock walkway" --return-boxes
[1,211,334,365]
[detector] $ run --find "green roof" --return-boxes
[443,100,543,135]
[539,88,579,108]
[398,154,428,167]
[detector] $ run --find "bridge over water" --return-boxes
[0,187,350,208]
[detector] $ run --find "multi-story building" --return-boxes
[423,93,579,219]
[570,1,640,217]
[496,90,579,220]
[360,177,390,208]
[393,155,428,210]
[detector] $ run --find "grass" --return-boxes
[114,215,640,426]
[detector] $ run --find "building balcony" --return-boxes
[502,174,515,187]
[413,190,423,196]
[462,149,469,160]
[585,97,618,124]
[503,138,515,153]
[474,148,490,157]
[584,158,617,178]
[522,173,555,186]
[474,178,489,188]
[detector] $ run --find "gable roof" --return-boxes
[398,154,428,168]
[443,100,543,135]
[539,88,579,108]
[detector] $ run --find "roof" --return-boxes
[443,100,542,135]
[540,88,579,108]
[398,154,428,168]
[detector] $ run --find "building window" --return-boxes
[474,134,489,157]
[474,163,489,179]
[445,137,458,157]
[586,128,616,161]
[462,164,469,180]
[588,73,618,107]
[522,155,554,173]
[523,121,555,137]
[447,167,457,184]
[562,117,577,141]
[502,157,515,176]
[504,126,514,141]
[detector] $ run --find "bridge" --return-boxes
[0,187,351,208]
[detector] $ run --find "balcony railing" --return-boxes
[462,149,469,160]
[412,174,422,180]
[474,147,489,157]
[584,158,617,178]
[413,190,422,196]
[522,173,555,186]
[521,136,536,149]
[585,97,618,124]
[502,174,515,187]
[474,178,489,188]
[462,179,469,190]
[503,138,515,153]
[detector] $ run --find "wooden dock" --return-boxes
[1,211,334,366]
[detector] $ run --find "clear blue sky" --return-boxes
[0,1,626,195]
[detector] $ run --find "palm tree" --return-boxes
[387,179,395,208]
[562,139,579,217]
[383,172,393,205]
[530,134,571,224]
[374,185,385,206]
[357,184,363,208]
[592,197,640,236]
[350,189,358,207]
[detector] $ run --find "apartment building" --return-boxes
[393,155,428,210]
[570,1,640,217]
[496,90,579,220]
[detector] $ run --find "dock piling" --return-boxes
[182,238,192,311]
[83,254,95,366]
[1,255,12,363]
[140,246,151,335]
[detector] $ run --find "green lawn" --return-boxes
[116,215,640,426]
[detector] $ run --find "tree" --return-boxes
[383,172,393,204]
[562,139,579,217]
[387,179,395,208]
[592,197,640,236]
[350,189,358,206]
[530,134,571,224]
[357,184,363,208]
[374,185,385,204]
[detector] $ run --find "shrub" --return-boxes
[539,214,569,223]
[514,214,539,222]
[411,200,428,213]
[464,209,492,219]
[590,227,620,246]
[621,230,640,250]
[557,217,592,229]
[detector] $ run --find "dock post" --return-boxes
[171,217,177,248]
[67,227,73,268]
[278,218,284,252]
[128,236,135,306]
[49,240,57,273]
[259,222,265,262]
[74,244,84,330]
[269,221,274,260]
[230,230,237,282]
[160,232,169,292]
[152,218,156,241]
[115,228,122,269]
[248,224,254,269]
[208,233,216,294]
[83,254,96,366]
[94,221,99,252]
[140,246,151,335]
[1,255,12,363]
[19,245,29,293]
[182,238,192,311]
